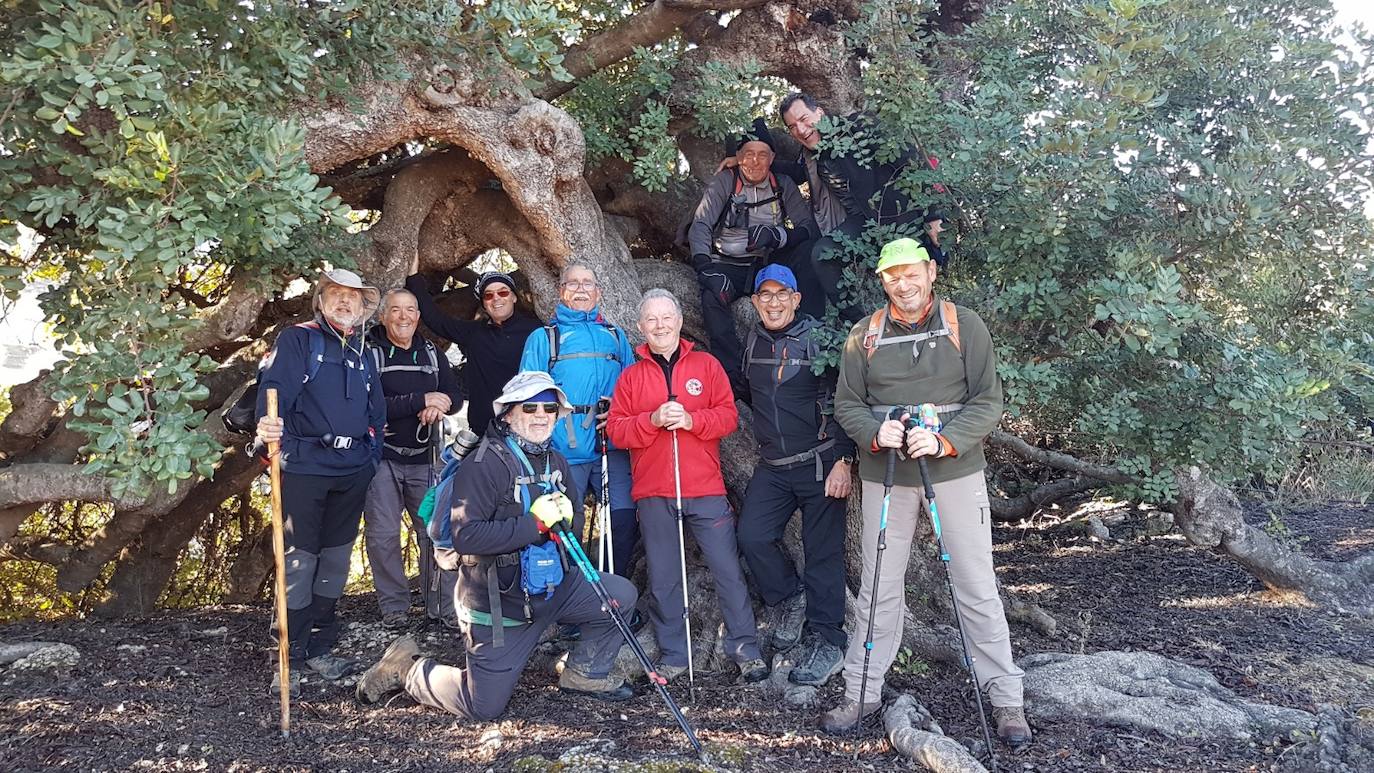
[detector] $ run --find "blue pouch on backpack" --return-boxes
[520,541,563,599]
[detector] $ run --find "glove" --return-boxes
[530,491,574,534]
[691,253,713,272]
[746,225,783,252]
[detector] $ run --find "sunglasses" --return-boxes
[483,288,513,301]
[520,402,560,414]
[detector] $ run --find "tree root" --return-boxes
[884,693,989,773]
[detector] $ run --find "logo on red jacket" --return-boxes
[685,378,703,396]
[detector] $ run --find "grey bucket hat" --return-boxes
[313,268,381,321]
[492,371,573,419]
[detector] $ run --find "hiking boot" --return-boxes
[771,592,807,652]
[994,705,1033,746]
[738,657,770,683]
[356,635,420,704]
[556,623,582,641]
[381,611,409,629]
[558,667,634,701]
[788,636,844,686]
[820,697,883,735]
[305,652,363,681]
[270,666,301,698]
[655,662,689,683]
[439,613,462,631]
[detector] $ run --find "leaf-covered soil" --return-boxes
[2,501,1370,772]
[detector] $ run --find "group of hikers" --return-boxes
[249,91,1031,750]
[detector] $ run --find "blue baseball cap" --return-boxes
[753,264,799,293]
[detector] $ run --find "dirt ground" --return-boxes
[2,501,1370,772]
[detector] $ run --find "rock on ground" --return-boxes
[1023,650,1316,741]
[6,642,81,672]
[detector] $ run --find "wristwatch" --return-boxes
[837,454,856,465]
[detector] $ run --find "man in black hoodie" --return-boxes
[255,268,386,695]
[736,265,856,688]
[362,288,465,629]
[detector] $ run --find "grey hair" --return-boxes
[380,287,416,311]
[559,263,597,285]
[638,288,681,318]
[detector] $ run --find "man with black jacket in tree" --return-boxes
[362,288,465,629]
[688,121,821,400]
[779,92,948,321]
[404,253,542,434]
[737,265,856,687]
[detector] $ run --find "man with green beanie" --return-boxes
[821,238,1030,746]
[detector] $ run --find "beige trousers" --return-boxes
[841,471,1024,707]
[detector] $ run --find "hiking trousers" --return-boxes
[638,495,762,667]
[279,465,374,661]
[403,571,636,721]
[568,449,640,577]
[840,471,1024,707]
[736,458,848,647]
[363,459,456,619]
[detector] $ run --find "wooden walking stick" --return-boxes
[265,388,291,738]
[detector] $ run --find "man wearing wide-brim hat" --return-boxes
[355,371,638,720]
[255,267,386,695]
[824,238,1031,745]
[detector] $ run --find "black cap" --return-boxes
[474,271,516,298]
[726,117,776,155]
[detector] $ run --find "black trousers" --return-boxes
[736,457,848,647]
[696,237,823,392]
[279,464,374,660]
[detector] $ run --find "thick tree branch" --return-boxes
[990,476,1100,522]
[0,463,143,510]
[534,1,768,102]
[988,430,1136,484]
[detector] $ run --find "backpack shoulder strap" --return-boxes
[942,300,961,353]
[544,324,559,372]
[424,338,440,385]
[296,322,327,383]
[862,308,887,360]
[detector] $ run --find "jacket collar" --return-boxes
[635,338,695,361]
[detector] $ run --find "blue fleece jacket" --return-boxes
[256,317,385,476]
[518,304,636,465]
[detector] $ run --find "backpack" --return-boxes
[367,337,439,382]
[221,322,328,435]
[862,299,962,361]
[543,321,626,373]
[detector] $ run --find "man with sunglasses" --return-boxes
[356,371,638,719]
[736,265,855,687]
[405,254,543,434]
[823,238,1029,746]
[687,121,820,401]
[519,264,638,577]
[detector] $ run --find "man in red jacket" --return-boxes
[608,289,768,684]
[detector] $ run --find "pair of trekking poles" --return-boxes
[859,404,998,771]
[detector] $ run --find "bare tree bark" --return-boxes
[1173,466,1374,616]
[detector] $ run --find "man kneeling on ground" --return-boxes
[355,371,637,719]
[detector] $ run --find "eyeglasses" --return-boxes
[560,280,597,290]
[519,402,560,414]
[754,290,794,304]
[483,288,512,301]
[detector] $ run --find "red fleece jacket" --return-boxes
[608,340,739,501]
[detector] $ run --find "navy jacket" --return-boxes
[366,326,464,465]
[743,315,855,465]
[256,317,385,476]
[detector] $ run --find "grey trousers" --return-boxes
[403,572,636,720]
[841,471,1024,707]
[637,495,762,667]
[363,459,455,619]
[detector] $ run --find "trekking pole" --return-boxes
[264,389,291,739]
[668,393,695,701]
[548,527,704,756]
[913,403,997,771]
[858,406,902,726]
[597,397,613,574]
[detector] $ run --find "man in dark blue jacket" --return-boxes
[737,265,856,687]
[256,268,386,695]
[363,288,464,629]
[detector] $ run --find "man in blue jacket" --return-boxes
[256,268,386,695]
[519,264,639,577]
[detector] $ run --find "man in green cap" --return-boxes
[822,238,1030,746]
